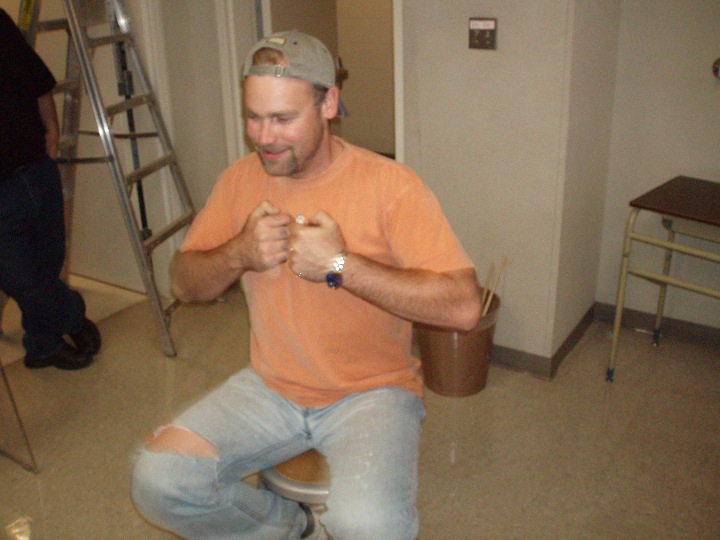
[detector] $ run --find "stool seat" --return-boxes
[260,449,330,506]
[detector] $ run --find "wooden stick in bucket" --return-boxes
[482,256,507,317]
[481,262,494,308]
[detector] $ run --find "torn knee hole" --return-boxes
[145,425,219,458]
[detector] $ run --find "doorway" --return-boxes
[255,0,400,159]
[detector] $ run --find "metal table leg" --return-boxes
[607,208,640,382]
[653,222,676,345]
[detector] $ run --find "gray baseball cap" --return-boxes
[243,30,348,116]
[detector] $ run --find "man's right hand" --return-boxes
[233,200,292,273]
[170,201,291,302]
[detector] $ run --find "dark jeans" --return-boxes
[0,156,85,357]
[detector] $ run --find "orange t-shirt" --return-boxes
[181,139,474,406]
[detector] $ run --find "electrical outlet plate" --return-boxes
[469,17,497,50]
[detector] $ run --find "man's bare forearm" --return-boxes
[287,211,481,331]
[171,201,293,303]
[341,255,482,332]
[170,246,245,303]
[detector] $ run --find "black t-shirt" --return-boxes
[0,8,57,179]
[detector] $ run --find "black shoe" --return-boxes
[24,342,93,370]
[70,318,101,355]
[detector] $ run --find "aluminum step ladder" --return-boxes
[17,0,195,356]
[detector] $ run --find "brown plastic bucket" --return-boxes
[416,295,500,397]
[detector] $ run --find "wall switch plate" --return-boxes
[469,18,497,50]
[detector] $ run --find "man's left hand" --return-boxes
[288,211,345,282]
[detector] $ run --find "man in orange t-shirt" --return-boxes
[133,30,481,540]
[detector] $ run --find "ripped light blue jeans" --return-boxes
[132,368,425,539]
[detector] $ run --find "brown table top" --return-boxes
[630,176,720,228]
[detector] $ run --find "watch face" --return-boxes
[326,273,342,289]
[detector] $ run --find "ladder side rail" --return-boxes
[167,158,197,217]
[62,1,128,203]
[105,0,196,218]
[121,45,197,218]
[110,29,151,239]
[105,0,158,141]
[118,45,195,347]
[57,33,83,194]
[62,0,176,356]
[17,0,41,45]
[102,0,189,354]
[56,31,83,281]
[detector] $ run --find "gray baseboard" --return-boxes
[593,302,720,345]
[490,306,595,380]
[489,302,719,380]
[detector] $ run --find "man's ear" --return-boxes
[322,86,340,120]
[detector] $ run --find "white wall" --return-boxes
[159,0,229,209]
[403,1,578,358]
[403,0,719,364]
[551,0,621,353]
[597,0,720,329]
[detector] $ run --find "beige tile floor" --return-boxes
[1,280,718,539]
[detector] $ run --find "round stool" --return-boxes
[260,449,330,506]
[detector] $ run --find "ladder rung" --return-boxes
[164,298,182,318]
[125,154,175,186]
[77,129,157,139]
[113,131,159,140]
[143,213,194,252]
[53,78,80,94]
[57,136,77,152]
[57,156,111,165]
[36,18,69,33]
[105,94,152,117]
[87,32,132,49]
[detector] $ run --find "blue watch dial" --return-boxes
[326,273,342,289]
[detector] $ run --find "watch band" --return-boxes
[326,252,347,289]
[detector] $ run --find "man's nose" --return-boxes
[256,120,277,146]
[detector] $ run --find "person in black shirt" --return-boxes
[0,8,100,370]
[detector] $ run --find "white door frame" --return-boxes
[215,0,247,163]
[392,0,404,163]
